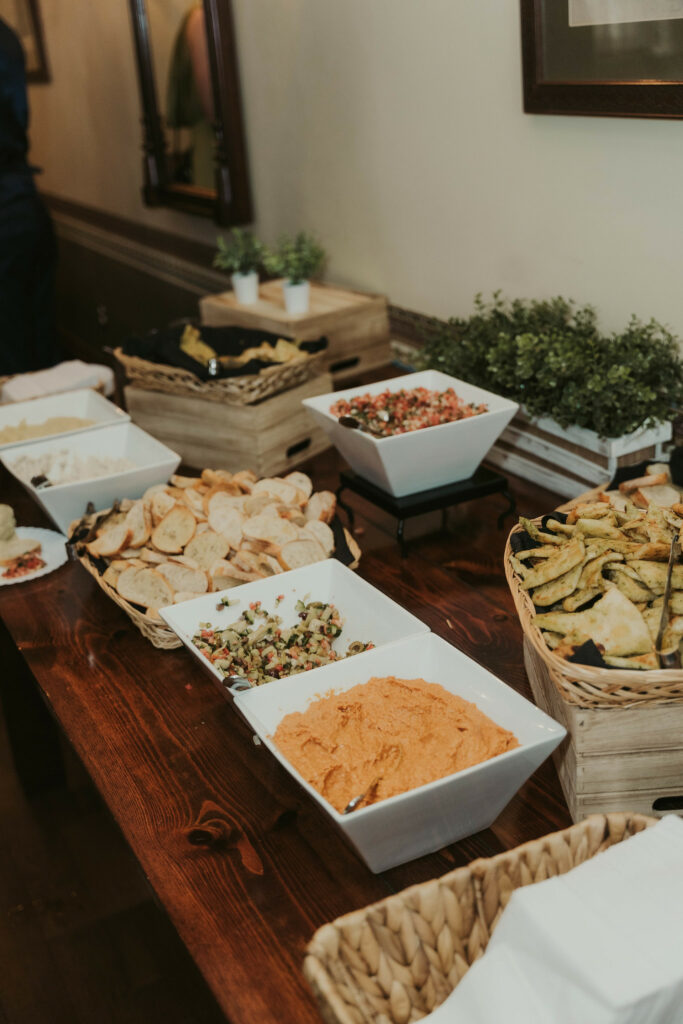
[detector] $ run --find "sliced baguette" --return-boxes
[183,530,231,569]
[278,538,327,571]
[156,561,208,594]
[152,505,196,553]
[116,567,174,609]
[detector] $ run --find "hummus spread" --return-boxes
[0,415,94,446]
[272,675,520,813]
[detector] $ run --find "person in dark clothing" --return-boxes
[0,17,57,375]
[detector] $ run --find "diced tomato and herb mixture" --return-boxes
[330,387,487,438]
[2,553,46,579]
[192,599,374,686]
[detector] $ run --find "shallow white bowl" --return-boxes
[1,422,181,534]
[233,633,566,873]
[302,369,518,497]
[159,559,430,686]
[0,388,129,452]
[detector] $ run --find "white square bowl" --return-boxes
[159,559,430,686]
[0,388,129,452]
[302,369,518,497]
[234,633,566,873]
[1,422,181,534]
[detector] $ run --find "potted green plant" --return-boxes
[420,293,683,497]
[213,229,265,305]
[264,232,326,315]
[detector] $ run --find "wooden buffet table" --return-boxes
[0,453,571,1024]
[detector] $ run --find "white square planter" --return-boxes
[487,409,672,499]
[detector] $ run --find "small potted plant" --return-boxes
[213,229,265,305]
[264,232,326,315]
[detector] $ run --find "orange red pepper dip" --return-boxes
[272,675,519,813]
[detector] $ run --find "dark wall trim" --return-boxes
[44,193,216,269]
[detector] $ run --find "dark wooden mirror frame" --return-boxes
[129,0,252,225]
[521,0,683,119]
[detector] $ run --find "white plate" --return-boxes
[0,526,69,586]
[302,369,519,497]
[1,422,181,534]
[0,389,129,452]
[159,559,430,685]
[234,633,566,873]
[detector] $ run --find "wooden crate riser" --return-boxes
[199,280,392,383]
[124,375,332,476]
[524,639,683,823]
[488,415,668,499]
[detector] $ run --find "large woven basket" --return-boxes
[505,516,683,709]
[304,812,655,1024]
[70,509,362,650]
[113,346,323,406]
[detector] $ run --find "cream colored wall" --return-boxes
[28,0,683,332]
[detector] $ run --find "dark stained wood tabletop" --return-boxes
[0,448,571,1024]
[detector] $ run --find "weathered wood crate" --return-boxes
[524,638,683,822]
[199,279,392,384]
[488,409,671,499]
[124,373,332,477]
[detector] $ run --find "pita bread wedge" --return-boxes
[545,519,575,536]
[579,551,622,589]
[606,565,655,604]
[533,586,652,656]
[515,545,565,561]
[628,560,683,595]
[518,517,564,546]
[532,564,583,607]
[520,536,585,591]
[574,518,625,540]
[562,586,604,612]
[603,652,659,670]
[566,502,613,524]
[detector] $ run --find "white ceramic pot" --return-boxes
[283,279,310,315]
[231,271,259,304]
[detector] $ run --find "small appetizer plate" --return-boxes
[0,527,68,586]
[302,369,518,498]
[234,632,566,873]
[159,558,430,688]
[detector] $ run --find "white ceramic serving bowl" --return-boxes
[1,422,181,534]
[233,633,566,873]
[159,559,430,686]
[302,369,518,498]
[0,388,129,452]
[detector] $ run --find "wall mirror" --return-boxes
[521,0,683,118]
[129,0,252,224]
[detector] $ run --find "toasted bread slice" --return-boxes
[207,494,244,549]
[251,478,302,507]
[303,519,335,557]
[117,567,174,609]
[278,538,327,571]
[124,501,152,549]
[284,471,313,500]
[243,513,299,547]
[152,506,196,553]
[87,524,132,559]
[156,561,208,595]
[305,491,336,523]
[183,530,230,569]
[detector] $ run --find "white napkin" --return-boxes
[429,816,683,1023]
[1,360,115,403]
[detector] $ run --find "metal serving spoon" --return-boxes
[343,775,381,814]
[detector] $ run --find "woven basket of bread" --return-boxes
[505,494,683,708]
[113,346,323,405]
[304,812,655,1024]
[69,469,361,650]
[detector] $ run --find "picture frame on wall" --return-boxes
[521,0,683,118]
[0,0,49,83]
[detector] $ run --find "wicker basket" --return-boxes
[113,346,323,406]
[304,812,655,1024]
[71,509,362,650]
[505,517,683,709]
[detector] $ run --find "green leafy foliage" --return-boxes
[213,229,265,275]
[419,293,683,438]
[263,232,326,285]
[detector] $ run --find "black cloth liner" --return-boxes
[121,324,327,382]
